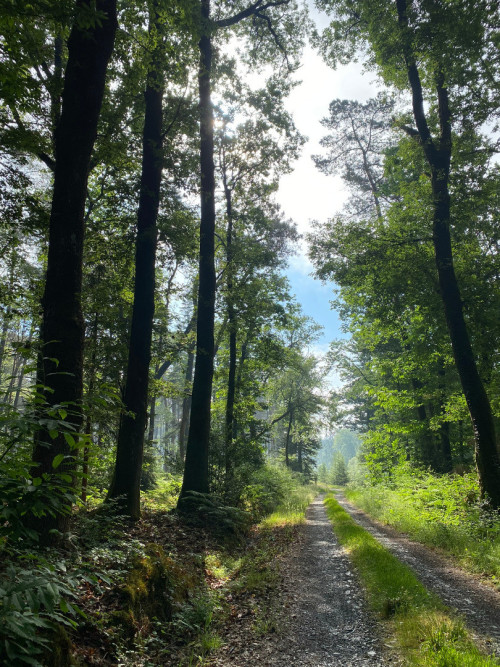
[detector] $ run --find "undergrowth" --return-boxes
[345,465,500,584]
[0,462,318,665]
[324,494,499,667]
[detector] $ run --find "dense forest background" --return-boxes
[0,0,499,664]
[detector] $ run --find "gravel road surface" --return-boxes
[336,492,500,658]
[213,494,500,666]
[214,496,391,666]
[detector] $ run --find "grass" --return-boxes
[324,494,499,667]
[344,468,500,585]
[260,482,320,528]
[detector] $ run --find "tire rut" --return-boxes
[335,491,500,657]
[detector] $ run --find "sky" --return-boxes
[275,5,378,360]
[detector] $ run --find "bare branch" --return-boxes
[214,0,289,29]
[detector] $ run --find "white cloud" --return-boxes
[287,247,314,276]
[277,46,378,234]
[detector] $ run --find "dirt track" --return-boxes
[336,492,500,658]
[213,494,500,665]
[213,497,390,666]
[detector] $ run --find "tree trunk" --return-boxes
[81,312,99,503]
[410,377,435,467]
[4,353,21,404]
[107,1,165,519]
[148,394,157,446]
[285,408,293,468]
[178,348,194,463]
[31,0,117,539]
[223,179,237,493]
[397,0,500,507]
[179,0,216,502]
[0,306,11,388]
[437,359,453,473]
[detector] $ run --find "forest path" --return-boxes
[212,496,391,666]
[335,491,500,658]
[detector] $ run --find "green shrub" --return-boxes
[240,463,301,520]
[0,555,86,666]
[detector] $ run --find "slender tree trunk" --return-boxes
[13,324,34,409]
[148,395,157,446]
[223,180,237,493]
[179,0,216,501]
[107,2,165,519]
[81,312,99,503]
[410,377,435,467]
[81,415,91,504]
[30,0,117,540]
[285,407,293,468]
[0,306,11,388]
[397,0,500,507]
[4,353,21,404]
[437,359,452,473]
[178,348,194,463]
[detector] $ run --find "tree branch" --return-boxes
[214,0,289,29]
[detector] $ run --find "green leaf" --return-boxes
[63,432,75,448]
[52,454,64,469]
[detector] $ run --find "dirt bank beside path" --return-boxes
[213,496,391,667]
[335,491,500,658]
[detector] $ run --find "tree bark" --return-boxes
[179,0,216,501]
[0,305,12,389]
[285,407,293,467]
[107,1,165,519]
[81,312,99,503]
[396,0,500,506]
[178,348,195,463]
[223,177,237,493]
[31,0,117,537]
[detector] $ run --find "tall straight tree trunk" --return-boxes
[397,0,500,507]
[31,0,117,538]
[178,348,195,463]
[81,312,99,503]
[179,0,216,501]
[223,181,237,493]
[148,394,157,446]
[437,359,452,473]
[410,377,435,467]
[147,363,160,447]
[13,324,33,409]
[285,407,293,468]
[4,353,21,404]
[0,305,12,389]
[107,2,165,519]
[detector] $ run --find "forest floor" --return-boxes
[210,493,500,666]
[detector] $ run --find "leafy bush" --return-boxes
[177,491,252,536]
[240,463,300,520]
[142,473,182,511]
[0,554,89,666]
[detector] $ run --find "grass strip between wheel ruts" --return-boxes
[324,494,500,667]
